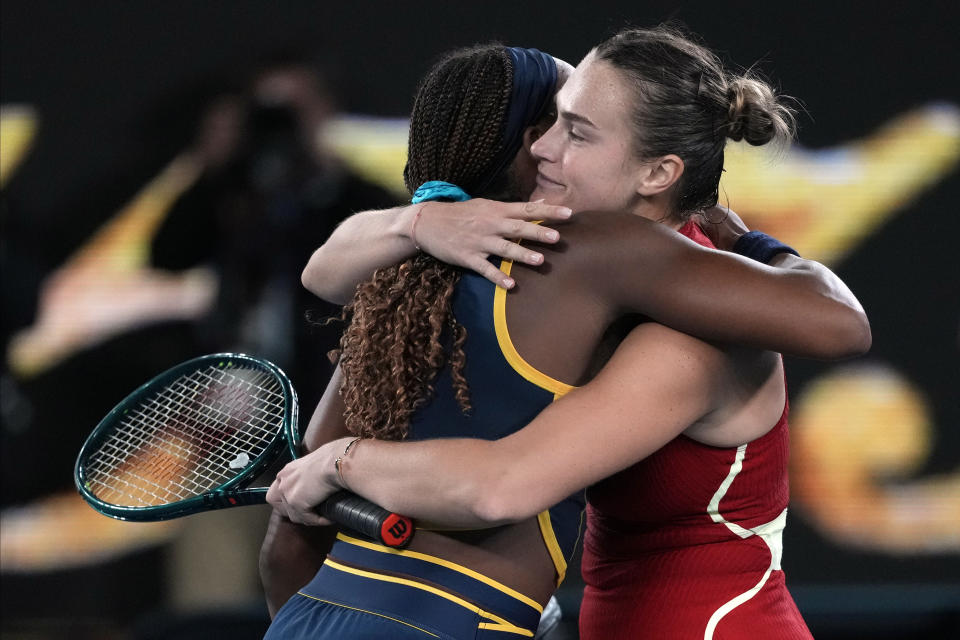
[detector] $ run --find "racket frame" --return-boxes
[74,353,299,522]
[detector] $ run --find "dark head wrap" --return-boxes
[474,46,558,194]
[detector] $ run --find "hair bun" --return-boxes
[725,76,795,147]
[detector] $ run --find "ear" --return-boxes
[522,126,539,152]
[522,123,548,153]
[637,154,684,196]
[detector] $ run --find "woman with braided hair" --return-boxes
[263,44,580,639]
[266,27,863,639]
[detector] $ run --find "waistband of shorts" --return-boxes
[299,533,542,636]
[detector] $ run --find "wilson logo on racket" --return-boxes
[381,514,413,547]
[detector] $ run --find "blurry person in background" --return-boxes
[151,56,397,415]
[142,56,400,613]
[1,56,396,509]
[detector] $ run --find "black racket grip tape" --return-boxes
[320,491,414,548]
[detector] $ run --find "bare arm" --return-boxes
[302,200,573,303]
[636,235,869,359]
[259,368,350,617]
[566,210,870,360]
[267,324,720,527]
[259,509,337,618]
[698,206,870,357]
[306,200,869,357]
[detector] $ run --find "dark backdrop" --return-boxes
[2,1,958,637]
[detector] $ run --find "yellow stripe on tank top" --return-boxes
[495,258,576,583]
[323,558,534,637]
[536,510,568,585]
[335,532,543,614]
[493,258,573,397]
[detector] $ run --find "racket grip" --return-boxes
[320,491,414,548]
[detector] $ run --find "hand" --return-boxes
[266,441,346,525]
[699,205,750,251]
[413,199,572,289]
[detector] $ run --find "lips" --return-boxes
[536,170,564,189]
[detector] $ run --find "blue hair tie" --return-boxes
[411,180,472,204]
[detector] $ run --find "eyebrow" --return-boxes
[558,109,597,129]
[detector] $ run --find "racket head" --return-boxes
[75,353,299,521]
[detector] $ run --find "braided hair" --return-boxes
[338,45,514,440]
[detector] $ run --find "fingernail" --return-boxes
[529,253,543,264]
[503,278,515,289]
[545,230,559,241]
[561,208,572,218]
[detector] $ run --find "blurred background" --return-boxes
[1,1,957,639]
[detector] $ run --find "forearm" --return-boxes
[259,510,338,618]
[302,199,571,300]
[697,210,870,358]
[276,328,714,529]
[766,253,871,357]
[615,226,871,360]
[645,252,870,359]
[302,206,416,304]
[335,335,708,526]
[333,436,512,528]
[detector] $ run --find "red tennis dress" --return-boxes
[578,222,813,639]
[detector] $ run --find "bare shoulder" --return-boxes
[560,210,664,241]
[552,211,687,270]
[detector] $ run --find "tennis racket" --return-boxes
[74,353,414,548]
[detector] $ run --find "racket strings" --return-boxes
[83,365,286,507]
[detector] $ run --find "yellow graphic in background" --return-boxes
[5,154,217,379]
[721,103,960,263]
[791,366,960,553]
[321,116,411,196]
[0,105,38,188]
[1,102,959,560]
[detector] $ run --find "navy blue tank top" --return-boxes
[407,260,585,583]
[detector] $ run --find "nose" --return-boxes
[530,120,560,163]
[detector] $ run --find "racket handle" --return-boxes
[320,491,414,548]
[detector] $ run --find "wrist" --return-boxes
[333,436,363,490]
[395,203,428,252]
[733,231,799,264]
[321,437,354,488]
[389,205,420,251]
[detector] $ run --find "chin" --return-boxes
[530,187,566,206]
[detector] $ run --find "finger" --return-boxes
[266,479,282,506]
[299,512,328,527]
[484,237,544,266]
[467,256,515,289]
[287,511,307,525]
[516,200,573,221]
[496,219,559,245]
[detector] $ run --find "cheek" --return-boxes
[514,154,538,198]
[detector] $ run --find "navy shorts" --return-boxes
[265,532,543,639]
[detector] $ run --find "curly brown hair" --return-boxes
[338,45,515,440]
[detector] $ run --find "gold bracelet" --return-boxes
[334,437,362,489]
